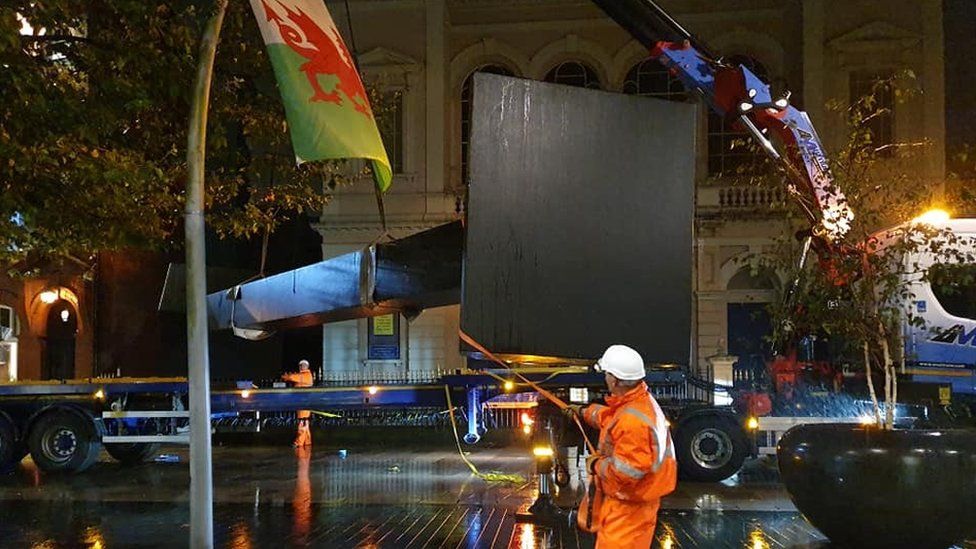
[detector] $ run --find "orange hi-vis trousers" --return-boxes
[283,370,314,447]
[594,498,660,549]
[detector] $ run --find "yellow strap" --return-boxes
[308,410,342,418]
[443,385,524,484]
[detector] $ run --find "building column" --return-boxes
[921,0,946,185]
[802,0,825,126]
[425,0,447,195]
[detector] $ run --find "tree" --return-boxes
[0,1,360,273]
[756,72,976,428]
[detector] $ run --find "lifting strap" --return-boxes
[459,329,596,455]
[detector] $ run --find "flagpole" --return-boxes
[185,1,227,547]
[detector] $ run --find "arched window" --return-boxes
[0,304,18,382]
[707,55,769,177]
[622,58,686,100]
[460,64,515,186]
[727,267,778,291]
[543,61,602,90]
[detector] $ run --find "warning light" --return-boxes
[747,417,760,430]
[367,386,379,396]
[240,389,251,399]
[503,380,515,392]
[93,389,105,400]
[532,446,554,458]
[520,412,534,426]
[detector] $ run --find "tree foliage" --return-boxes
[754,73,976,427]
[0,1,362,272]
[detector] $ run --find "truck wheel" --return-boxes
[674,416,747,482]
[0,416,25,471]
[28,411,102,474]
[105,443,160,465]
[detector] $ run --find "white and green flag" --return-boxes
[249,0,392,191]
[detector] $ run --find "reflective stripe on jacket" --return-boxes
[582,382,677,503]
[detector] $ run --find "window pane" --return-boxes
[543,61,601,90]
[850,71,894,153]
[460,65,514,186]
[622,58,686,100]
[376,91,404,174]
[929,264,976,320]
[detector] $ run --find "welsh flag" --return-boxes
[249,0,392,192]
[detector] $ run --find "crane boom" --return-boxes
[591,0,854,247]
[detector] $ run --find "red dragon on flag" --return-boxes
[260,0,372,116]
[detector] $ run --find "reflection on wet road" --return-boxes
[0,444,972,548]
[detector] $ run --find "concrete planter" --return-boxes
[777,423,976,548]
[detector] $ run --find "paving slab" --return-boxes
[0,444,971,548]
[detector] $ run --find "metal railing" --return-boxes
[698,185,786,212]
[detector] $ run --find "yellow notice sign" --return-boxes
[939,386,952,406]
[373,314,395,336]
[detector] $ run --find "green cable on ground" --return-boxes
[443,385,525,485]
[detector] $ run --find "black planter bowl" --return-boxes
[778,423,976,549]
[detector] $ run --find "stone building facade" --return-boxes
[0,1,947,383]
[314,0,946,382]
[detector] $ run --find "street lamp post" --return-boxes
[185,1,228,547]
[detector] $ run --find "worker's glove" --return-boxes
[562,404,583,419]
[585,454,600,475]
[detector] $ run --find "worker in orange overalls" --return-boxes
[569,344,677,548]
[282,359,314,447]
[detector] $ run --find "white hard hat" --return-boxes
[298,359,310,368]
[594,345,646,380]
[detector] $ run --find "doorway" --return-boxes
[726,302,772,375]
[43,299,77,380]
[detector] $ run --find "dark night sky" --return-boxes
[944,0,976,157]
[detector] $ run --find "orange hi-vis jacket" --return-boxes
[581,382,677,509]
[283,370,314,421]
[283,370,313,388]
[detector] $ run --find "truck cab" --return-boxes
[900,217,976,396]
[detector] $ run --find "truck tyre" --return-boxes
[28,411,102,474]
[105,443,160,465]
[0,416,25,471]
[674,415,747,482]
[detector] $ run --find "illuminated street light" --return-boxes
[913,208,950,225]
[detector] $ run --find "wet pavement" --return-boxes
[0,437,971,548]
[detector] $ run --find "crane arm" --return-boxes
[592,0,854,248]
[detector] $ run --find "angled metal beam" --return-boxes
[206,221,463,331]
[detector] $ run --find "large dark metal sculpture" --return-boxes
[462,73,696,364]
